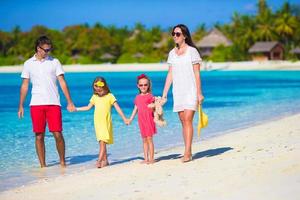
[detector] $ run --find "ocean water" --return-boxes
[1,71,300,191]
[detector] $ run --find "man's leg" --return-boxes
[52,132,66,167]
[30,106,47,167]
[47,105,65,167]
[35,132,46,168]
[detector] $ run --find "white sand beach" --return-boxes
[1,113,299,200]
[0,61,300,73]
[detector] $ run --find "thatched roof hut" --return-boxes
[248,41,284,61]
[196,28,232,48]
[101,53,115,60]
[290,47,300,54]
[133,52,144,58]
[153,33,169,49]
[196,28,232,56]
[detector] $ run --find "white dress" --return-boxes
[167,46,202,112]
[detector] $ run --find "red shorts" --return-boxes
[30,105,62,133]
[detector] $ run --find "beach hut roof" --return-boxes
[101,53,115,59]
[196,28,232,48]
[153,33,169,48]
[290,47,300,54]
[133,52,144,58]
[248,41,282,53]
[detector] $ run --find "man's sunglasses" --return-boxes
[39,46,52,53]
[172,32,182,37]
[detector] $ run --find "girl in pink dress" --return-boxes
[128,74,156,164]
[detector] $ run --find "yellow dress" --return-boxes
[90,93,116,144]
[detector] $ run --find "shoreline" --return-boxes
[1,110,298,193]
[0,60,300,73]
[1,113,299,200]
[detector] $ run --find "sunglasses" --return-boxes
[172,32,182,37]
[138,84,148,87]
[39,46,52,53]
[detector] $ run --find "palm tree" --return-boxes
[275,2,299,45]
[255,0,277,41]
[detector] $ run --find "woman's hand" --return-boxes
[198,94,204,105]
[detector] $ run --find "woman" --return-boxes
[162,24,204,162]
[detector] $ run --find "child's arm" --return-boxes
[76,103,94,111]
[128,105,138,125]
[113,102,128,124]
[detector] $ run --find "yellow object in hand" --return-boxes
[197,105,208,137]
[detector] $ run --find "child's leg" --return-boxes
[141,138,149,163]
[96,141,103,168]
[96,140,108,168]
[101,142,109,168]
[147,136,155,164]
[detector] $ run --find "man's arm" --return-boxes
[18,78,29,118]
[57,74,76,112]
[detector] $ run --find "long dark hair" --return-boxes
[172,24,200,53]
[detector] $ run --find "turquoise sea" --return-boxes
[1,70,300,191]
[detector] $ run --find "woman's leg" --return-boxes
[178,111,186,146]
[147,136,155,163]
[178,110,195,162]
[141,138,149,163]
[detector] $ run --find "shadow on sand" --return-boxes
[192,147,234,160]
[47,147,233,167]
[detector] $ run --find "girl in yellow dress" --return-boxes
[76,77,128,168]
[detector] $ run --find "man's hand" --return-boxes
[67,102,76,112]
[18,106,24,118]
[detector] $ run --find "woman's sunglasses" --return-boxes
[39,46,52,53]
[172,32,182,37]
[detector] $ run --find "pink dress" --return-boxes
[134,93,157,138]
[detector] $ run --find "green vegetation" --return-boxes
[0,0,299,65]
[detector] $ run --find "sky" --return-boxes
[1,0,299,32]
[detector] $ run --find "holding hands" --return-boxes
[67,102,76,112]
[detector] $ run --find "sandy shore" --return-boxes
[1,114,299,200]
[0,61,300,73]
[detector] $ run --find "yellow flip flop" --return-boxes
[197,105,208,138]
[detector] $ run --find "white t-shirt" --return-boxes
[21,55,64,106]
[167,46,202,112]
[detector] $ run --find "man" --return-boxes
[18,35,76,168]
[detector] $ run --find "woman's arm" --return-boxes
[193,63,204,104]
[113,102,128,123]
[162,66,173,99]
[128,105,138,124]
[76,103,94,111]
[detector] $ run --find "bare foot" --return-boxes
[140,160,148,164]
[101,160,109,168]
[181,155,192,163]
[148,159,156,164]
[60,162,66,168]
[95,160,102,168]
